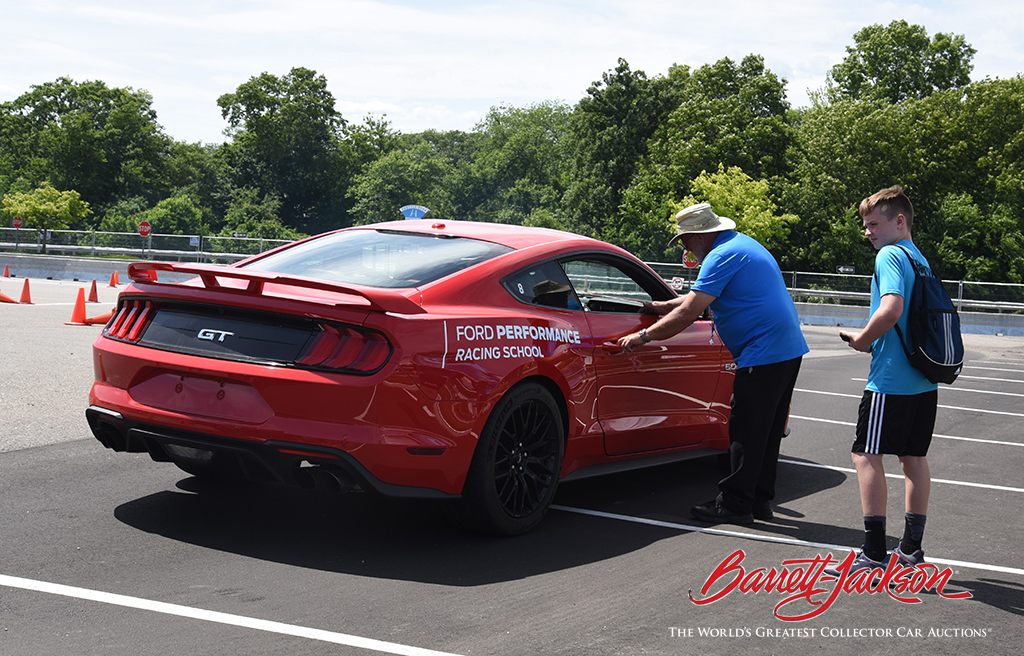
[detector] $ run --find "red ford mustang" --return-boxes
[87,220,734,534]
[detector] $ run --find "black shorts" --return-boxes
[853,390,938,457]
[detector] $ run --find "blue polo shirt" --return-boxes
[867,241,938,395]
[691,231,808,368]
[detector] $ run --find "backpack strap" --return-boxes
[873,244,918,362]
[892,244,933,278]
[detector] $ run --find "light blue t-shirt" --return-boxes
[691,231,809,368]
[867,240,939,395]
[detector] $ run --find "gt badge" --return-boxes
[197,328,234,342]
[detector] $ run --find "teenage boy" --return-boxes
[836,185,937,572]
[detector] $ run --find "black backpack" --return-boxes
[882,245,964,384]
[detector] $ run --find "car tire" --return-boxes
[456,382,565,536]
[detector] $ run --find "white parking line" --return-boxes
[956,374,1024,384]
[968,361,1024,367]
[789,414,1024,448]
[851,378,1024,398]
[777,458,1024,494]
[0,574,462,656]
[794,388,1024,418]
[551,506,1024,577]
[964,366,1024,374]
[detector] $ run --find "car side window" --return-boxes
[502,261,582,310]
[561,258,656,313]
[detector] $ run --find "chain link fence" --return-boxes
[0,228,290,264]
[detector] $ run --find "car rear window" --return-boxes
[242,228,513,288]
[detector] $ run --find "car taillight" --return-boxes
[104,300,154,342]
[297,324,392,373]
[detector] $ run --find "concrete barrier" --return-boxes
[0,253,196,284]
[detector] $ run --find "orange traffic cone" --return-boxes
[19,278,33,304]
[0,288,16,303]
[84,307,115,325]
[2,265,9,277]
[65,288,87,325]
[108,270,119,287]
[87,279,99,303]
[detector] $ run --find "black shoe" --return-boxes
[691,499,754,525]
[752,501,774,522]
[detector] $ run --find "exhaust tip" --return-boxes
[293,461,356,493]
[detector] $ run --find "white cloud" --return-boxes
[1,0,1022,143]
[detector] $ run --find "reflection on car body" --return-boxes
[87,220,734,535]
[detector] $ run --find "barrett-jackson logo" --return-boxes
[689,549,971,621]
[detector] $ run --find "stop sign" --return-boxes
[683,250,700,269]
[12,216,23,228]
[138,221,152,237]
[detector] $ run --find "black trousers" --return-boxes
[718,356,803,513]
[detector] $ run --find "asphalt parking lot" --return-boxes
[2,277,1023,656]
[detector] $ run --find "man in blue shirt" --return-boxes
[618,203,808,524]
[836,185,938,574]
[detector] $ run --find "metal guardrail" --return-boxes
[3,229,1022,315]
[787,288,1024,313]
[0,228,290,263]
[648,262,1024,315]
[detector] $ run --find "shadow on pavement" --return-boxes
[112,453,875,587]
[951,578,1024,617]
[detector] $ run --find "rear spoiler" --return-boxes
[127,261,425,315]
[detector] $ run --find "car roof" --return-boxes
[347,219,605,251]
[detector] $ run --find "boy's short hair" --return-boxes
[859,185,914,229]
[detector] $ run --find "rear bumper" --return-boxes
[90,335,484,494]
[86,405,460,500]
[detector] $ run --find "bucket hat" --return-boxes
[667,203,736,248]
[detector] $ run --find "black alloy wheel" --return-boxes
[457,382,565,535]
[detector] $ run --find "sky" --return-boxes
[2,1,1023,145]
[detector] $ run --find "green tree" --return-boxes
[681,166,797,251]
[135,195,207,236]
[463,101,571,225]
[347,143,455,225]
[616,56,791,260]
[803,204,877,277]
[560,59,685,238]
[97,196,150,232]
[933,194,1024,282]
[783,75,1024,275]
[99,193,205,236]
[218,67,348,234]
[161,141,233,233]
[666,55,790,178]
[782,98,920,268]
[342,114,401,176]
[956,77,1024,212]
[681,165,798,253]
[345,104,571,228]
[0,78,172,219]
[824,20,975,104]
[2,181,91,253]
[219,186,304,241]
